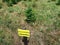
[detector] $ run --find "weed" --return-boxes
[7,7,14,13]
[3,0,22,6]
[56,0,60,5]
[25,7,36,23]
[51,0,56,1]
[0,3,2,9]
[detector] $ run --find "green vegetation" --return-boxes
[7,6,21,13]
[51,0,56,1]
[25,7,36,23]
[0,13,20,30]
[56,0,60,5]
[0,29,14,45]
[3,0,21,6]
[0,0,60,45]
[0,3,2,9]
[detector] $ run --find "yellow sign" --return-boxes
[18,29,30,37]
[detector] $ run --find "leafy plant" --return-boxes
[51,0,56,1]
[2,0,21,6]
[25,7,36,23]
[56,0,60,5]
[0,29,14,45]
[7,7,14,13]
[4,14,18,30]
[6,0,13,6]
[0,3,2,9]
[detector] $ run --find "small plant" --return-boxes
[0,3,2,9]
[51,0,56,1]
[7,7,14,13]
[13,6,21,13]
[56,0,60,5]
[3,0,21,6]
[58,13,60,17]
[48,0,56,2]
[25,7,36,23]
[6,0,13,6]
[32,2,37,8]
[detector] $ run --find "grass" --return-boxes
[0,0,60,45]
[0,28,14,45]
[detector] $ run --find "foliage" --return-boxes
[2,0,21,6]
[7,6,21,14]
[0,29,14,45]
[0,12,20,30]
[56,0,60,5]
[51,0,56,1]
[0,3,2,9]
[25,7,36,23]
[7,7,14,13]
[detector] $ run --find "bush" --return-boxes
[0,3,2,9]
[6,0,13,6]
[7,7,14,13]
[3,0,21,6]
[53,19,60,30]
[7,6,21,13]
[56,0,60,5]
[51,0,56,1]
[25,7,36,23]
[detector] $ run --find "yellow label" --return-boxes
[18,29,30,37]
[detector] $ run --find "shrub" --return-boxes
[0,3,2,9]
[6,0,13,6]
[25,7,36,23]
[13,6,21,14]
[32,2,37,8]
[7,7,14,13]
[56,0,60,5]
[58,13,60,17]
[2,0,21,6]
[51,0,56,1]
[7,6,21,13]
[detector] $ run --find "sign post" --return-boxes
[18,29,30,45]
